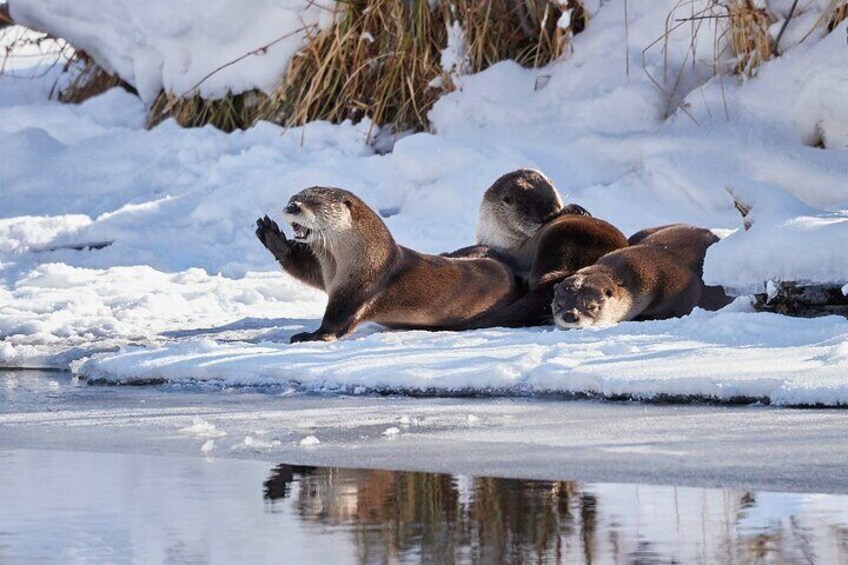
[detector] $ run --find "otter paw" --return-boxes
[255,215,291,256]
[290,330,336,344]
[560,204,592,217]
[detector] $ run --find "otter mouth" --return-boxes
[553,318,584,330]
[291,222,312,241]
[553,309,591,330]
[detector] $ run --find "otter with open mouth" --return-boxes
[256,186,522,343]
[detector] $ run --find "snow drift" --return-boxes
[10,0,335,102]
[1,0,847,405]
[75,305,848,406]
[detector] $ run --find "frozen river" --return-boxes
[2,370,848,493]
[3,370,848,563]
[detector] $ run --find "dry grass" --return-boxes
[150,0,587,133]
[826,0,848,32]
[642,0,778,122]
[56,53,132,103]
[725,0,774,76]
[0,20,130,103]
[147,89,269,130]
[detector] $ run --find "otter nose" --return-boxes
[562,311,579,323]
[285,201,301,215]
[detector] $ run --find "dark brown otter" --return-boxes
[256,187,522,343]
[627,224,732,310]
[444,168,590,266]
[446,169,627,328]
[552,245,704,329]
[459,214,629,329]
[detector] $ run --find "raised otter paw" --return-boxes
[560,204,592,218]
[290,330,336,344]
[255,215,292,258]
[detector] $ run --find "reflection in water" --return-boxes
[265,465,848,565]
[3,450,847,564]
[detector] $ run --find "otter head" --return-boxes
[552,273,620,329]
[284,187,364,247]
[476,169,564,253]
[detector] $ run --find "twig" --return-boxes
[675,14,730,22]
[773,0,800,55]
[725,187,752,231]
[624,0,630,79]
[180,25,316,98]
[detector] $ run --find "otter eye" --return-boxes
[343,199,353,209]
[589,304,599,312]
[502,196,512,205]
[604,288,613,298]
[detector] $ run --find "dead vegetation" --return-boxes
[149,0,588,133]
[0,12,131,102]
[3,0,845,134]
[54,52,132,103]
[725,0,775,76]
[826,0,848,32]
[647,0,845,117]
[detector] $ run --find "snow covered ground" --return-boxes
[2,1,847,405]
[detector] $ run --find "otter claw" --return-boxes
[560,204,592,218]
[256,215,291,256]
[290,330,335,344]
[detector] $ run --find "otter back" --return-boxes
[461,215,628,329]
[627,224,731,310]
[257,186,521,343]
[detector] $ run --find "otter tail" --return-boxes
[463,282,557,329]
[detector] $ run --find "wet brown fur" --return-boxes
[443,170,629,329]
[256,187,521,342]
[627,224,732,310]
[462,214,629,328]
[553,245,703,327]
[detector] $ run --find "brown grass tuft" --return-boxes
[146,89,270,131]
[826,0,848,32]
[151,0,588,134]
[725,0,775,76]
[56,52,133,103]
[5,1,589,133]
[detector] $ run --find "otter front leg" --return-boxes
[255,216,324,290]
[290,291,367,344]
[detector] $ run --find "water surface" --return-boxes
[1,449,847,564]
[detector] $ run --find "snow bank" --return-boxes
[704,182,848,292]
[0,263,323,367]
[10,0,334,102]
[2,1,847,401]
[76,307,848,406]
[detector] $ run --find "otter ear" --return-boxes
[502,196,512,205]
[604,288,614,298]
[343,198,354,209]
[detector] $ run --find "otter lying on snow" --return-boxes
[256,187,522,343]
[552,225,732,329]
[444,169,592,270]
[453,169,628,328]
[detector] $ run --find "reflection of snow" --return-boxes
[3,449,847,564]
